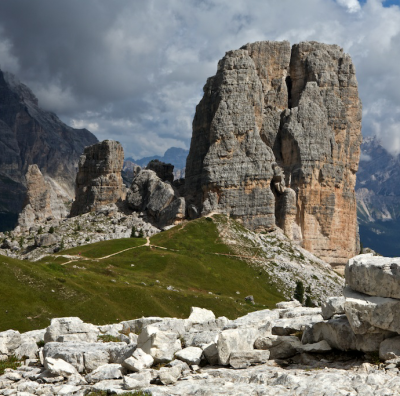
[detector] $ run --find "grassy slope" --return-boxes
[0,217,284,332]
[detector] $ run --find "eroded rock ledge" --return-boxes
[185,41,362,266]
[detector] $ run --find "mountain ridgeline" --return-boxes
[0,69,98,231]
[357,137,400,256]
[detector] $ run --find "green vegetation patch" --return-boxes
[0,356,21,375]
[59,237,146,258]
[0,217,284,332]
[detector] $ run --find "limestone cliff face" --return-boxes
[185,41,362,266]
[17,165,70,230]
[0,69,98,229]
[70,140,126,216]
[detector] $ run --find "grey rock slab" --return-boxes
[14,338,38,360]
[123,371,152,390]
[345,254,400,298]
[302,315,394,352]
[159,365,181,385]
[254,335,302,359]
[85,363,125,383]
[278,307,322,319]
[137,325,182,363]
[298,340,332,353]
[229,350,270,369]
[272,315,323,336]
[175,347,203,365]
[44,357,79,377]
[183,330,219,348]
[380,336,400,361]
[217,327,260,365]
[0,330,21,355]
[92,379,124,393]
[322,296,346,320]
[43,341,128,373]
[44,317,99,343]
[344,286,400,334]
[276,301,302,309]
[122,348,154,372]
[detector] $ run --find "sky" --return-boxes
[0,0,399,159]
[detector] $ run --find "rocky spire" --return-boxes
[185,41,362,266]
[70,140,126,216]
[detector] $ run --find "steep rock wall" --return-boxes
[70,140,125,216]
[185,41,362,266]
[0,69,98,229]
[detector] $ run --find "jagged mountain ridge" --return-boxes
[127,147,189,169]
[0,69,98,230]
[356,136,400,256]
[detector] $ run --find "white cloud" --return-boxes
[0,0,399,159]
[360,152,372,161]
[337,0,361,13]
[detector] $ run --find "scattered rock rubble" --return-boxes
[3,255,400,395]
[0,203,159,261]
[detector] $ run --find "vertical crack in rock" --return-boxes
[185,40,362,266]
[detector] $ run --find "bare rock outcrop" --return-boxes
[70,140,126,216]
[185,41,362,266]
[126,169,185,228]
[17,165,69,230]
[0,69,98,230]
[147,159,174,183]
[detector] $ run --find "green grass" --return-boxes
[0,217,284,332]
[0,356,21,375]
[59,237,146,258]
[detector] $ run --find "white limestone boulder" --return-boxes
[0,330,21,355]
[137,325,182,363]
[122,348,154,372]
[322,297,346,320]
[229,350,270,369]
[43,341,130,373]
[272,314,323,336]
[345,254,400,298]
[123,371,152,390]
[302,315,394,352]
[380,336,400,360]
[85,363,125,383]
[175,347,203,365]
[217,327,260,365]
[276,300,302,309]
[14,337,38,359]
[44,357,79,377]
[255,335,302,359]
[44,317,99,343]
[183,330,219,348]
[188,307,216,323]
[344,286,400,334]
[159,365,181,385]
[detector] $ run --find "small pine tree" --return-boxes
[130,226,136,238]
[138,229,144,238]
[60,238,65,250]
[49,226,55,234]
[19,236,24,248]
[360,241,364,254]
[38,226,43,235]
[294,280,304,304]
[305,295,313,307]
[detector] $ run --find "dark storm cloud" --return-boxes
[0,0,400,157]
